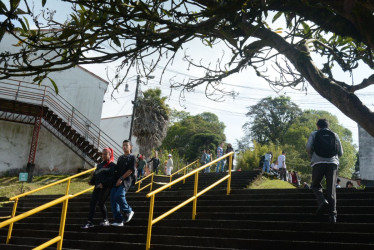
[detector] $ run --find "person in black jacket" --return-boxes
[81,147,116,229]
[225,144,234,170]
[148,152,160,174]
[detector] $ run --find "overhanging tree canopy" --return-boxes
[1,0,373,135]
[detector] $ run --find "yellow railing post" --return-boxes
[227,154,232,195]
[146,195,155,250]
[192,172,199,220]
[57,179,71,249]
[183,168,186,184]
[150,174,154,192]
[6,198,18,244]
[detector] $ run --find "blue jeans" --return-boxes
[216,160,225,173]
[110,186,132,223]
[263,160,270,173]
[138,168,144,178]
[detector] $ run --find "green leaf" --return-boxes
[48,77,59,94]
[301,21,310,35]
[60,29,76,39]
[161,8,172,17]
[42,0,47,7]
[33,76,42,82]
[10,0,20,11]
[272,11,282,23]
[23,16,30,29]
[0,28,4,42]
[0,1,7,12]
[19,19,27,31]
[112,36,121,47]
[204,39,212,48]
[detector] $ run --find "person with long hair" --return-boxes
[82,147,115,228]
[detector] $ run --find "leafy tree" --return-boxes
[161,112,225,161]
[1,0,374,137]
[133,88,170,157]
[236,141,281,171]
[243,96,301,144]
[169,109,190,125]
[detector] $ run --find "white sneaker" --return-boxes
[111,222,124,227]
[81,221,94,229]
[100,220,110,226]
[124,211,134,223]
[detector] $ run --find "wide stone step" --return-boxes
[2,227,374,250]
[2,204,374,217]
[5,219,374,234]
[3,224,374,244]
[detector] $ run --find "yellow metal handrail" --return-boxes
[145,152,233,250]
[169,160,198,184]
[135,173,154,193]
[135,160,199,193]
[0,167,96,249]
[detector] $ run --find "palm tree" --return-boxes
[133,88,170,157]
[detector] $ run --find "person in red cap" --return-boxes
[81,147,116,229]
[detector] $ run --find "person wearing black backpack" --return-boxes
[306,119,343,224]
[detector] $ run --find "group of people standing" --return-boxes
[200,142,234,173]
[262,151,287,181]
[135,152,174,178]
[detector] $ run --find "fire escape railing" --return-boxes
[0,79,122,161]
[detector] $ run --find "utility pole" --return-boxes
[129,75,140,142]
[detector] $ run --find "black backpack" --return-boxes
[313,129,338,158]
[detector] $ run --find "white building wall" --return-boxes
[0,121,84,175]
[358,126,374,181]
[100,115,139,155]
[0,33,108,176]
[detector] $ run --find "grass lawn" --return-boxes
[0,175,93,200]
[249,175,296,189]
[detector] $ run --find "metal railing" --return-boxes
[145,152,233,250]
[135,160,199,193]
[169,160,199,184]
[0,79,122,161]
[0,168,96,249]
[135,173,155,193]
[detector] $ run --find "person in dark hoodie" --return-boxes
[81,147,116,229]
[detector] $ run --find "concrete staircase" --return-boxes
[1,171,374,249]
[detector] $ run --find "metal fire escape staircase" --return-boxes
[0,79,122,168]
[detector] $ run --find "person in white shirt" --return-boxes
[277,151,287,181]
[166,154,173,176]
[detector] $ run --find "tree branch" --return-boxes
[347,74,374,92]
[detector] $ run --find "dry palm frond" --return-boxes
[133,89,170,157]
